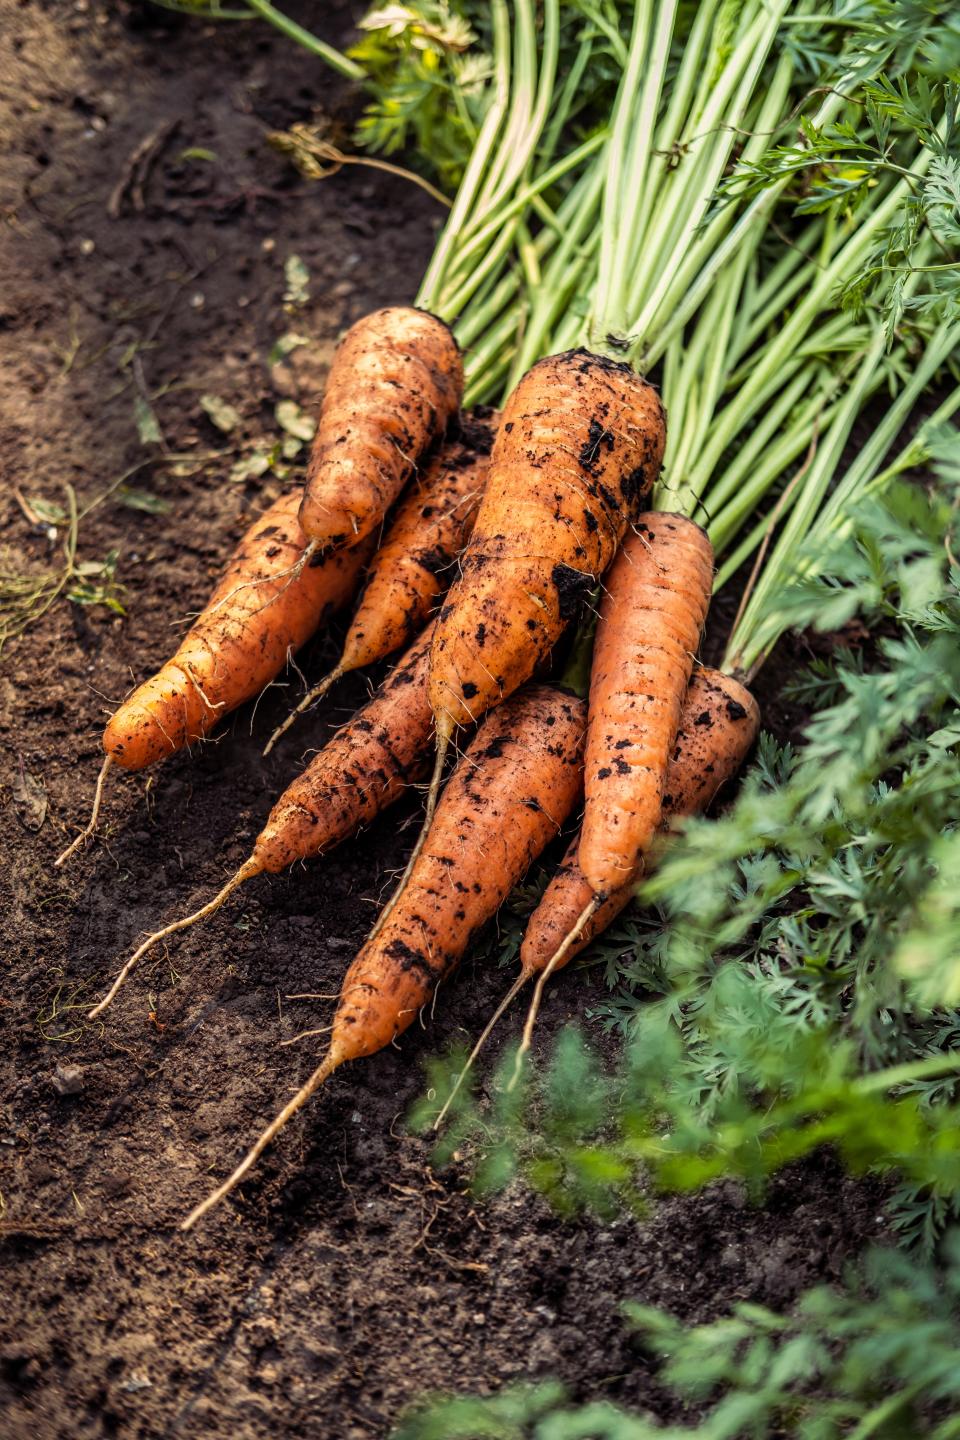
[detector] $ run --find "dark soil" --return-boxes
[1,5,885,1437]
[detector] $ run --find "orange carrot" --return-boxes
[522,668,761,974]
[264,410,495,755]
[430,351,666,739]
[56,490,370,867]
[87,622,438,1018]
[376,349,665,931]
[106,492,370,772]
[299,307,463,553]
[181,683,586,1229]
[579,513,713,898]
[434,668,759,1121]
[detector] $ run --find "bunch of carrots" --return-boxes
[57,0,959,1224]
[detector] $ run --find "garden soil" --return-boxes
[0,4,886,1436]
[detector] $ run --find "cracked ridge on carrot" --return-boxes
[578,513,714,897]
[429,349,666,732]
[520,668,760,973]
[102,490,369,771]
[299,306,464,552]
[332,684,587,1061]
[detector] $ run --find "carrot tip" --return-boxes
[180,1046,343,1231]
[432,971,531,1132]
[507,897,600,1093]
[86,857,261,1020]
[262,661,345,757]
[368,726,451,942]
[54,756,113,869]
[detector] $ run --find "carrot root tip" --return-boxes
[507,897,601,1093]
[432,971,531,1132]
[368,724,451,942]
[263,662,346,757]
[180,1045,344,1231]
[54,756,113,869]
[86,856,261,1020]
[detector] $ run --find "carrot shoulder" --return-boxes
[429,349,666,739]
[103,491,368,771]
[299,307,463,552]
[578,513,713,897]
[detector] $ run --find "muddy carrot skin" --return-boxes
[253,623,436,873]
[299,307,463,552]
[263,414,498,757]
[520,669,760,974]
[333,684,586,1060]
[578,513,714,897]
[180,683,586,1229]
[429,350,666,739]
[102,491,370,772]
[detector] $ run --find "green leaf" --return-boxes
[268,331,310,367]
[134,394,163,447]
[26,496,67,525]
[116,486,171,515]
[229,450,272,483]
[200,393,242,433]
[275,400,316,442]
[178,146,217,162]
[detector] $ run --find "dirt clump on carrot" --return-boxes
[299,306,464,553]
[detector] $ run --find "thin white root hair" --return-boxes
[54,756,113,868]
[263,662,345,756]
[180,1048,342,1231]
[508,896,601,1092]
[433,971,530,1131]
[280,1024,333,1047]
[87,856,261,1019]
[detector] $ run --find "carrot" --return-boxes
[579,512,714,899]
[181,683,586,1229]
[298,306,464,554]
[87,622,438,1018]
[431,350,666,735]
[523,668,761,972]
[434,668,760,1123]
[263,410,496,755]
[55,490,370,867]
[375,348,666,932]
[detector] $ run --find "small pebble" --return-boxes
[52,1065,83,1097]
